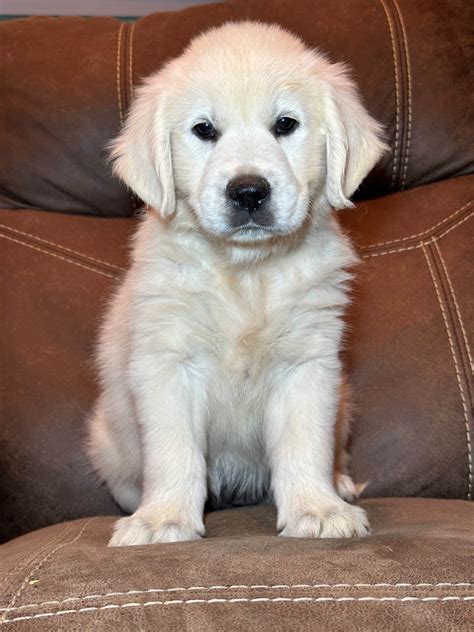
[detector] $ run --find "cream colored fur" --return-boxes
[87,21,386,546]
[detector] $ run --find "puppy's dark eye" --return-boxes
[193,121,216,140]
[274,116,299,136]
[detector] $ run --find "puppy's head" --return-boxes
[111,22,386,246]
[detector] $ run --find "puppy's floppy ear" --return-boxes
[109,73,175,218]
[323,63,388,209]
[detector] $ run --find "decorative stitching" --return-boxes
[392,0,412,190]
[114,21,138,212]
[362,241,427,258]
[2,596,473,624]
[116,22,125,127]
[0,524,72,591]
[360,210,473,258]
[436,211,474,240]
[358,201,473,251]
[0,223,125,272]
[422,245,472,500]
[430,239,474,419]
[1,520,95,624]
[433,240,473,374]
[0,233,120,279]
[127,21,139,213]
[378,0,401,189]
[1,583,472,613]
[128,22,135,101]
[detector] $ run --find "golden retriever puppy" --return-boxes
[87,21,386,546]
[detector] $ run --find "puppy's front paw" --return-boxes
[109,515,203,546]
[280,502,370,539]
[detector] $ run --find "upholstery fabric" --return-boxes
[1,500,473,630]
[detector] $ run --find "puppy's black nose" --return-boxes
[226,175,270,213]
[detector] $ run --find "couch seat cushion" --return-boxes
[1,499,473,630]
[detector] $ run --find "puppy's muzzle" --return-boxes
[226,175,274,229]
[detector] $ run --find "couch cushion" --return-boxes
[0,499,473,630]
[341,174,474,501]
[1,175,473,543]
[0,211,130,542]
[1,0,473,216]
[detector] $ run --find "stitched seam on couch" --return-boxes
[0,524,74,597]
[360,206,473,258]
[128,22,135,105]
[1,583,472,613]
[127,22,140,213]
[377,0,401,190]
[358,200,473,251]
[0,223,126,271]
[433,240,474,374]
[116,20,138,214]
[429,240,473,496]
[0,521,94,625]
[391,0,412,190]
[0,231,123,279]
[431,238,474,406]
[1,521,96,624]
[2,595,474,624]
[116,23,126,128]
[422,244,473,500]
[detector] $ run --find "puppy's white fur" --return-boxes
[87,22,386,546]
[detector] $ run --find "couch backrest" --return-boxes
[1,0,473,217]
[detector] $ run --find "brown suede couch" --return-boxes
[1,1,473,629]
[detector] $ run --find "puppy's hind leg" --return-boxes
[87,397,142,514]
[334,378,360,502]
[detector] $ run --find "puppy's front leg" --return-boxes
[266,360,369,539]
[109,351,208,546]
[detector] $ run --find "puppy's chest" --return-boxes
[220,307,272,376]
[206,271,294,376]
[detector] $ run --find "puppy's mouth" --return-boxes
[226,204,282,242]
[226,222,285,243]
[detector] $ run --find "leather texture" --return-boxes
[1,0,473,216]
[1,500,473,630]
[1,175,472,543]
